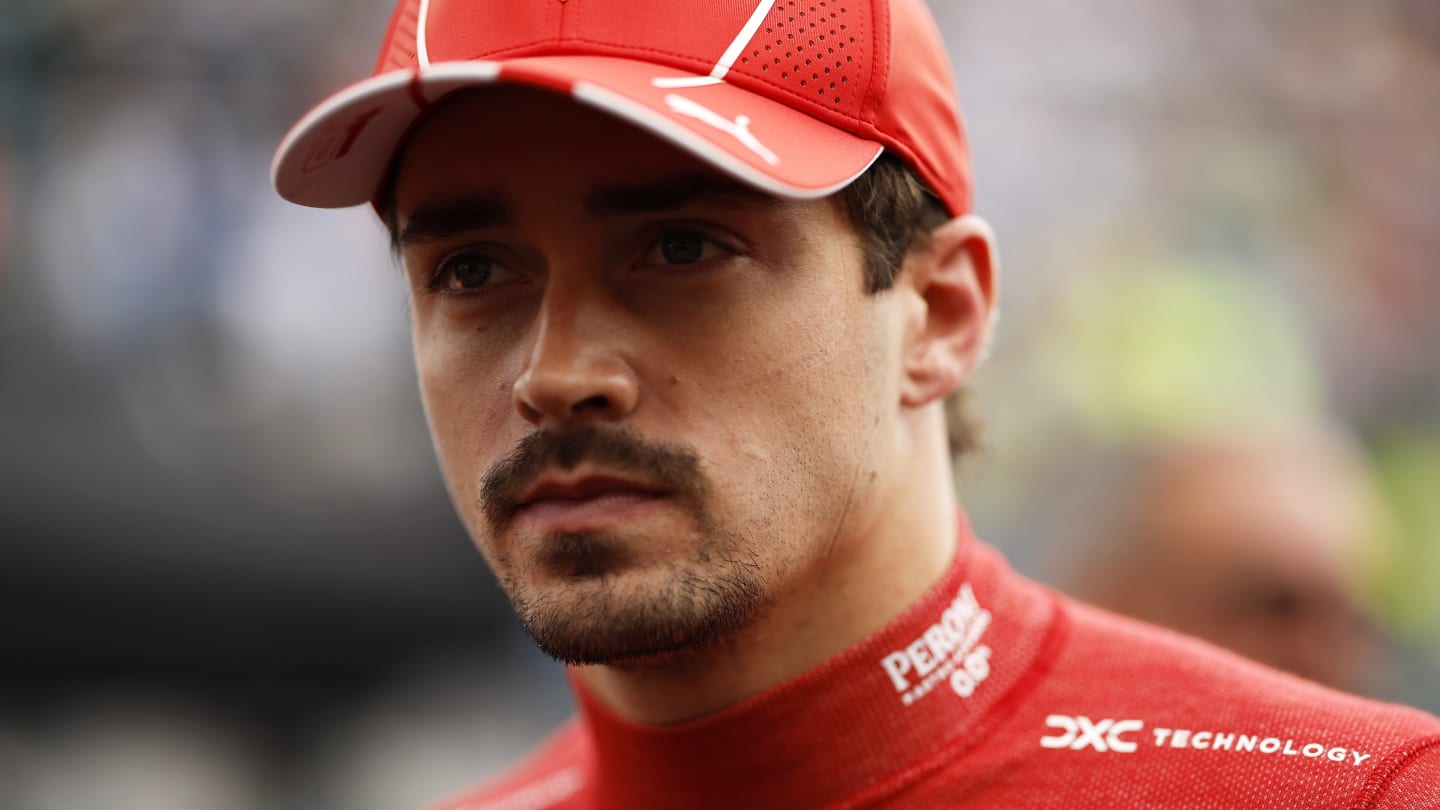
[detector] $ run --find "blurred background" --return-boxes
[1,0,1437,807]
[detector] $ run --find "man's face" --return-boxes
[393,87,907,665]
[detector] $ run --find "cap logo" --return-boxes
[664,94,779,165]
[301,107,382,174]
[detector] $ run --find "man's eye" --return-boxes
[646,231,726,266]
[431,252,500,292]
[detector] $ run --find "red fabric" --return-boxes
[378,0,888,133]
[276,0,973,216]
[430,528,1440,809]
[497,55,885,183]
[378,0,969,213]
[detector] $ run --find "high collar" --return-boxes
[569,524,1062,809]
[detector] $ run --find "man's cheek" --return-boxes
[418,381,510,506]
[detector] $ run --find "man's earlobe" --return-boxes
[900,214,1000,408]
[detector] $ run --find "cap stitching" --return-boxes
[862,0,884,126]
[568,0,584,41]
[453,37,572,61]
[474,38,716,73]
[553,0,570,40]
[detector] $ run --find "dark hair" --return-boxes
[839,153,950,293]
[381,150,980,459]
[837,154,982,459]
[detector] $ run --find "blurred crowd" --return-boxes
[1,0,1437,808]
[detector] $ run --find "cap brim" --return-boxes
[272,55,884,209]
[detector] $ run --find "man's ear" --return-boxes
[899,214,1000,408]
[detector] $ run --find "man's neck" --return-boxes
[574,411,959,725]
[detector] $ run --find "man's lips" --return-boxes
[514,474,669,533]
[518,474,666,504]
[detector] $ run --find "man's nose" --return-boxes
[512,290,639,427]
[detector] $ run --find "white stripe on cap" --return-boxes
[416,0,434,69]
[710,0,778,80]
[651,0,777,88]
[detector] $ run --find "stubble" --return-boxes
[479,426,769,666]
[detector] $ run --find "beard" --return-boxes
[479,426,769,666]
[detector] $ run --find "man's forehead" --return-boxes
[396,173,783,248]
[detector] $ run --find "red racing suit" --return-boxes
[430,526,1440,809]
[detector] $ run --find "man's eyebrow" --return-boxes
[397,194,514,247]
[584,175,779,216]
[395,177,775,248]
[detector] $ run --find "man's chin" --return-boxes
[507,561,768,667]
[531,531,639,581]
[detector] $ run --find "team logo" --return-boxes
[880,583,993,706]
[1039,716,1374,766]
[1040,715,1143,753]
[663,95,780,165]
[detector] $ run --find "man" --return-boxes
[271,0,1440,806]
[1060,424,1395,697]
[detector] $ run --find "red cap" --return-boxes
[271,0,971,216]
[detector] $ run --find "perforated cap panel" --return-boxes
[736,1,867,113]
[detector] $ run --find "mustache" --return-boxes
[479,426,708,530]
